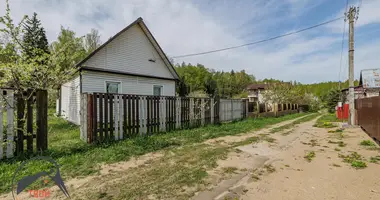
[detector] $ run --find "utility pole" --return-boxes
[347,6,357,126]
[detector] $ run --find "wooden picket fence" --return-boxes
[80,93,248,144]
[0,89,48,159]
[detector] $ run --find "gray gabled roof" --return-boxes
[76,17,179,80]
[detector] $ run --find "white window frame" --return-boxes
[153,85,164,96]
[104,81,122,94]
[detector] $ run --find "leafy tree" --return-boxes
[50,26,87,74]
[322,89,342,113]
[174,63,255,98]
[84,28,101,54]
[204,77,217,98]
[0,0,81,102]
[176,77,189,97]
[261,82,293,104]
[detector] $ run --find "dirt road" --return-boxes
[194,117,380,200]
[3,115,380,200]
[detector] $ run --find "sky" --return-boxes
[1,0,380,83]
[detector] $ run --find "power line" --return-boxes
[172,17,344,59]
[339,0,350,90]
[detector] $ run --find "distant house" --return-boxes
[341,69,380,104]
[341,86,365,104]
[56,17,180,125]
[247,84,268,102]
[247,82,292,103]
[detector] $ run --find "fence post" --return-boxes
[264,103,268,113]
[201,98,205,126]
[160,97,165,132]
[114,95,119,140]
[221,99,224,121]
[140,96,145,135]
[190,98,194,127]
[5,90,14,158]
[210,99,214,124]
[245,100,248,118]
[87,94,93,143]
[241,100,243,118]
[16,94,25,156]
[273,103,277,117]
[229,100,232,121]
[177,97,182,129]
[0,92,3,159]
[119,95,124,139]
[256,102,260,113]
[36,90,48,151]
[80,94,88,141]
[215,98,220,124]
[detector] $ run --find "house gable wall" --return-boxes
[83,24,174,79]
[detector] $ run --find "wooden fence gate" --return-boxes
[0,89,48,159]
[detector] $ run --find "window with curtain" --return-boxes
[106,81,121,93]
[153,85,162,96]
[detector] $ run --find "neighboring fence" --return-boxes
[355,96,380,142]
[248,103,299,118]
[80,93,248,144]
[299,105,310,112]
[0,89,48,159]
[247,102,298,114]
[219,99,247,122]
[248,102,255,113]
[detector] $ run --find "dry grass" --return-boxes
[263,164,276,173]
[369,156,380,163]
[332,163,341,167]
[222,167,239,174]
[72,144,229,200]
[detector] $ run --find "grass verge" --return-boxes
[270,113,319,133]
[0,110,307,194]
[313,113,340,128]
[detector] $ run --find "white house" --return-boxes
[57,17,179,125]
[247,83,267,103]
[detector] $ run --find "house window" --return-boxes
[106,81,121,93]
[153,85,163,96]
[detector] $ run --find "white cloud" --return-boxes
[1,0,380,83]
[328,0,380,33]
